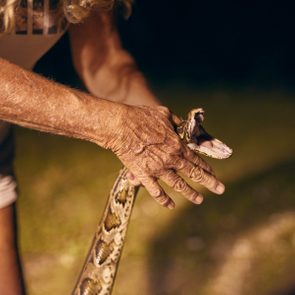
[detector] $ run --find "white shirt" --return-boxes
[0,0,68,69]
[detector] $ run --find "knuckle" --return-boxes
[169,138,183,155]
[190,167,203,182]
[155,194,168,205]
[132,143,145,155]
[173,178,186,192]
[193,156,201,165]
[183,147,193,157]
[174,158,186,170]
[151,187,161,198]
[200,172,209,183]
[157,106,170,115]
[165,153,182,169]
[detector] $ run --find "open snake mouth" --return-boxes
[179,108,233,159]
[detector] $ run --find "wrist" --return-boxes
[86,97,129,149]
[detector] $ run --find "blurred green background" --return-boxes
[15,1,295,294]
[16,86,295,295]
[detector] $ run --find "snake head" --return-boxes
[177,108,233,159]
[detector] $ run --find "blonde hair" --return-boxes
[0,0,132,33]
[0,0,20,33]
[64,0,132,24]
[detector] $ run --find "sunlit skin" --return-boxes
[0,11,224,294]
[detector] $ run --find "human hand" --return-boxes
[106,105,226,209]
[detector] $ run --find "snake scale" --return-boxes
[72,108,232,295]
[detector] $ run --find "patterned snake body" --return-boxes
[73,168,137,295]
[73,108,232,295]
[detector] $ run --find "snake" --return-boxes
[72,108,233,295]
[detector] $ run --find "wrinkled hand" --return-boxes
[108,105,225,209]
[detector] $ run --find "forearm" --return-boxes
[80,52,160,107]
[69,13,160,107]
[0,58,123,147]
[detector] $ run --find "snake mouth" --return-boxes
[185,109,233,159]
[190,125,233,159]
[177,108,233,159]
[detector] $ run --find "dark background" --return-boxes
[35,0,295,90]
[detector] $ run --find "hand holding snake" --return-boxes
[73,107,232,295]
[107,105,228,209]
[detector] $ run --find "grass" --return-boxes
[15,85,295,295]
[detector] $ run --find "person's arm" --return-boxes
[0,58,124,147]
[0,57,224,208]
[69,12,159,106]
[0,204,26,295]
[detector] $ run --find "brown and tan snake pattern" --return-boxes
[72,108,232,295]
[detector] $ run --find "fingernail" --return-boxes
[216,183,225,194]
[195,195,203,204]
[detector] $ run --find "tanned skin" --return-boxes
[69,12,160,107]
[0,12,225,294]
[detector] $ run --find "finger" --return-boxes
[183,147,214,174]
[179,161,225,195]
[140,177,175,209]
[160,170,203,205]
[126,171,141,186]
